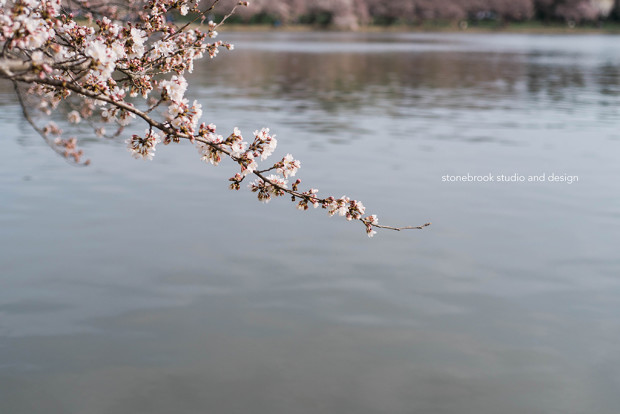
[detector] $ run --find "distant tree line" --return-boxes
[211,0,620,29]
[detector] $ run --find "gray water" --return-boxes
[1,32,620,414]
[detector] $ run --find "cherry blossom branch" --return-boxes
[0,0,430,237]
[10,70,429,235]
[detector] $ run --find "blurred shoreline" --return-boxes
[218,22,620,34]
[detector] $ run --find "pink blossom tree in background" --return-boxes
[551,0,614,23]
[0,0,430,237]
[206,0,620,26]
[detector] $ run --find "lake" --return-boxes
[1,32,620,414]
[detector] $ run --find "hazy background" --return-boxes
[212,0,620,29]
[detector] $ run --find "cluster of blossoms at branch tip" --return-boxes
[196,123,224,165]
[275,153,300,178]
[363,214,379,238]
[250,128,277,161]
[0,0,423,236]
[126,129,162,160]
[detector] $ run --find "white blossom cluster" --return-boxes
[126,129,162,160]
[249,174,288,203]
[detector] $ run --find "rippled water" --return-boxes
[1,32,620,414]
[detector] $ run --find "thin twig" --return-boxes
[12,81,88,166]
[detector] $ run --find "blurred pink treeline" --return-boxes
[212,0,620,29]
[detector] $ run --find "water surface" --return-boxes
[1,32,620,414]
